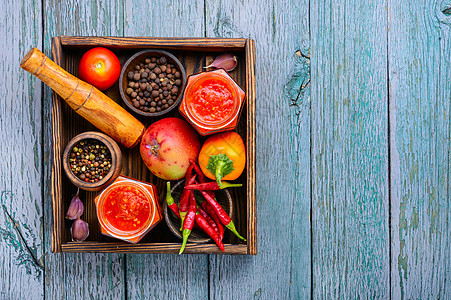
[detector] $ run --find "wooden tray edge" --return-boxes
[51,36,64,253]
[60,36,246,51]
[50,36,256,254]
[245,39,257,255]
[61,242,248,255]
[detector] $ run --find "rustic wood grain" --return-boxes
[388,1,450,298]
[123,1,209,299]
[245,39,257,255]
[62,242,247,254]
[43,0,126,299]
[310,0,390,298]
[205,0,311,298]
[0,0,44,298]
[61,36,246,51]
[50,37,64,254]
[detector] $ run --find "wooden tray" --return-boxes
[50,36,256,255]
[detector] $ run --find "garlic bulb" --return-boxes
[71,218,89,242]
[66,189,84,220]
[205,53,238,72]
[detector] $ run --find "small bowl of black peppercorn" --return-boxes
[62,132,122,192]
[119,49,186,117]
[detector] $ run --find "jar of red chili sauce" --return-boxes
[179,69,245,135]
[94,176,162,243]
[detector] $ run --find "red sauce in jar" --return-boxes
[102,185,150,232]
[187,78,235,123]
[180,69,246,136]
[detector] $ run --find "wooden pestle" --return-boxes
[20,48,145,148]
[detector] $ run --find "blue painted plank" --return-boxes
[42,1,126,299]
[205,1,311,299]
[0,0,44,298]
[310,0,390,297]
[388,0,450,298]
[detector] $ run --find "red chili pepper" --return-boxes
[197,205,219,235]
[190,160,224,240]
[179,191,197,254]
[185,163,194,182]
[190,159,206,183]
[195,212,224,251]
[198,197,224,241]
[165,182,179,218]
[185,181,242,191]
[178,174,197,230]
[200,191,246,241]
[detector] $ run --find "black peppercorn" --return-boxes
[125,55,182,113]
[69,139,112,183]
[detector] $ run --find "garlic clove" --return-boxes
[66,188,84,220]
[205,53,238,72]
[71,218,89,242]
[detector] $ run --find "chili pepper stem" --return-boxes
[225,222,246,241]
[220,182,242,189]
[185,181,242,191]
[166,182,172,200]
[179,229,191,254]
[179,212,187,231]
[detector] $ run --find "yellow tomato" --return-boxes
[198,131,246,182]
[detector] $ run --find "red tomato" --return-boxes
[78,47,121,91]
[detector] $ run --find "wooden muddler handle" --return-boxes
[20,48,145,148]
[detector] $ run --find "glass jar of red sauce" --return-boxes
[94,176,162,243]
[179,69,245,135]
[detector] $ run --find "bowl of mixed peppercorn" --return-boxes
[62,132,122,191]
[119,49,186,117]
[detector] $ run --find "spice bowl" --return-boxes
[163,180,233,243]
[62,131,122,192]
[119,49,186,117]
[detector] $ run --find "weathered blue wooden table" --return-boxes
[1,0,449,299]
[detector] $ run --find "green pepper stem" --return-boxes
[166,182,174,205]
[179,212,187,231]
[220,182,242,189]
[225,221,246,241]
[215,160,226,188]
[179,229,191,254]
